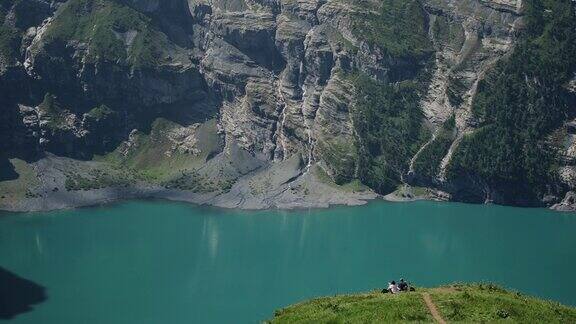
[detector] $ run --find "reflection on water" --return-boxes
[206,217,220,262]
[0,200,575,323]
[34,233,43,255]
[0,267,46,320]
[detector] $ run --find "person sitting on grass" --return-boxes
[398,278,408,292]
[388,281,400,294]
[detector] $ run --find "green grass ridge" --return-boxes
[268,283,576,323]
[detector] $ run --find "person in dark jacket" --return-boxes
[398,278,408,291]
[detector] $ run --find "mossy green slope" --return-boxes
[268,284,576,323]
[349,73,430,194]
[45,0,178,68]
[0,0,22,65]
[350,0,432,60]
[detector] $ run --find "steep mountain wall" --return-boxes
[1,0,575,211]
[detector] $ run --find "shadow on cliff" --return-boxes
[0,158,18,181]
[0,266,47,320]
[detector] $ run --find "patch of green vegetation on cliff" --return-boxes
[387,183,430,200]
[0,2,20,65]
[349,73,429,194]
[328,29,358,54]
[38,93,68,129]
[413,116,456,179]
[64,168,135,191]
[0,24,20,65]
[446,75,467,107]
[316,138,358,184]
[268,284,576,323]
[2,0,55,30]
[448,0,576,202]
[46,0,173,68]
[350,0,432,59]
[164,169,233,193]
[85,104,115,121]
[102,119,189,181]
[101,118,222,187]
[431,14,465,52]
[313,165,369,193]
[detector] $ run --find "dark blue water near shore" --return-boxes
[1,200,575,323]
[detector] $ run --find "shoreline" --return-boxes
[0,154,378,213]
[0,182,379,214]
[2,184,574,214]
[1,155,574,214]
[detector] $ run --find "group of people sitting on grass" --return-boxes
[383,278,414,294]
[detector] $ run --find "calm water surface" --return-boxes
[1,200,575,323]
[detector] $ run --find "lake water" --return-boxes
[1,200,575,323]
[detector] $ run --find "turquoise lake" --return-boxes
[1,200,576,323]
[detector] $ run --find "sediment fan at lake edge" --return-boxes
[267,284,576,323]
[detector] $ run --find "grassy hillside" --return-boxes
[268,284,576,323]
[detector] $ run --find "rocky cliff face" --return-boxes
[411,0,523,194]
[1,0,575,211]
